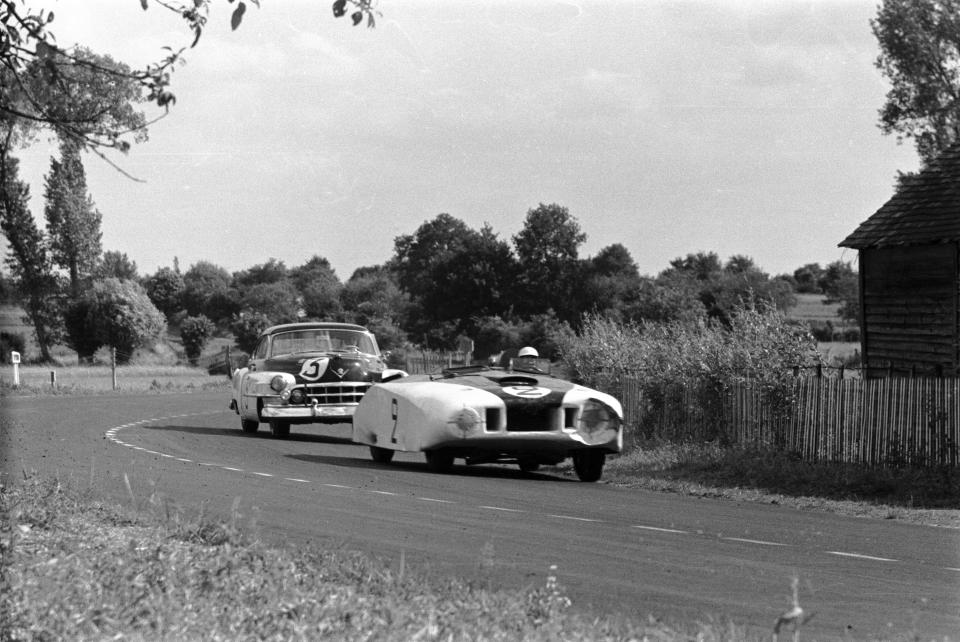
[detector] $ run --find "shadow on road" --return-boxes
[140,424,354,445]
[286,452,572,482]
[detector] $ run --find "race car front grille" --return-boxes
[300,382,371,405]
[505,406,561,432]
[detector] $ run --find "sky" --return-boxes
[12,0,921,281]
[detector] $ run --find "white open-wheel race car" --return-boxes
[229,322,405,438]
[351,355,623,482]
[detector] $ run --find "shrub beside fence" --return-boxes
[624,376,960,468]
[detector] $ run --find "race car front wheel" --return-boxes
[370,445,395,464]
[572,450,605,482]
[425,449,454,474]
[240,418,259,433]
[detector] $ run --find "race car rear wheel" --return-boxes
[269,419,291,439]
[425,449,454,473]
[240,418,259,433]
[572,450,605,482]
[370,445,395,464]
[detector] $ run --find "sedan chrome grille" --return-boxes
[299,382,371,405]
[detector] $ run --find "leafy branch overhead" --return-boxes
[0,0,379,153]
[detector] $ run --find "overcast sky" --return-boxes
[13,0,920,281]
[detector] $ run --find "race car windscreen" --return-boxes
[509,356,551,374]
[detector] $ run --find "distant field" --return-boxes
[785,293,842,323]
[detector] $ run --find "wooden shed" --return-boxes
[840,144,960,377]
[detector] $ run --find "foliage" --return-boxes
[512,203,586,323]
[233,257,288,288]
[340,265,408,328]
[291,255,343,320]
[69,278,166,364]
[0,330,25,362]
[94,250,139,281]
[180,315,215,366]
[143,266,185,319]
[872,0,960,164]
[0,154,63,362]
[230,311,271,354]
[0,1,378,153]
[556,300,821,441]
[43,138,102,298]
[181,260,238,325]
[239,281,301,324]
[62,297,102,361]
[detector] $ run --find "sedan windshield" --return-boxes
[269,329,378,357]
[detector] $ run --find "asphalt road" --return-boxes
[2,391,959,640]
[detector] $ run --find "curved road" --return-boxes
[2,392,958,640]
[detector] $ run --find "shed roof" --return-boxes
[840,143,960,249]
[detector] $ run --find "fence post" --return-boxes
[224,345,232,379]
[111,346,118,391]
[50,370,56,389]
[10,351,20,387]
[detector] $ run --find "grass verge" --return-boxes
[1,476,759,641]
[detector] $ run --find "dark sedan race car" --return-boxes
[351,356,624,482]
[230,322,405,438]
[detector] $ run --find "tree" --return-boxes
[180,314,215,366]
[512,203,586,322]
[0,153,62,361]
[239,281,301,324]
[792,263,824,294]
[0,1,378,153]
[234,258,288,288]
[144,266,185,319]
[181,260,238,324]
[231,311,271,354]
[95,251,139,281]
[872,0,960,164]
[71,278,166,363]
[290,256,342,320]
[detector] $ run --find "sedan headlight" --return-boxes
[270,375,289,393]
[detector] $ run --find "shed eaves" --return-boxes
[840,144,960,249]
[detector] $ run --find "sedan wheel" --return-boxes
[370,445,395,464]
[572,450,605,482]
[240,418,259,433]
[269,419,291,439]
[424,449,454,473]
[518,460,540,473]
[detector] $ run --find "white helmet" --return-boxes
[518,346,538,358]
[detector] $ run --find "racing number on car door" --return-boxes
[390,398,399,443]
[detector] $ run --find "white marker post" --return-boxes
[10,351,20,386]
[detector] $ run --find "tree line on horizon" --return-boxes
[0,135,859,364]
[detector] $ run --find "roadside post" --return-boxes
[10,350,20,386]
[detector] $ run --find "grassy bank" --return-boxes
[1,477,756,641]
[0,364,230,394]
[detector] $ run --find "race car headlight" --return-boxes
[270,375,289,393]
[289,388,306,404]
[578,399,618,435]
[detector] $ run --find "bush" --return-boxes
[230,311,271,354]
[180,315,215,366]
[555,300,822,443]
[69,278,167,364]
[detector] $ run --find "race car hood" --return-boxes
[438,370,573,406]
[264,352,381,383]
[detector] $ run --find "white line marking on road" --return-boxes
[632,525,688,534]
[547,514,602,523]
[370,490,398,496]
[419,497,454,504]
[221,466,244,472]
[480,506,523,513]
[252,472,273,477]
[722,537,788,547]
[285,478,311,483]
[175,458,193,463]
[198,462,220,467]
[828,551,898,562]
[323,484,353,489]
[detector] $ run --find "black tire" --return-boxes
[424,449,454,473]
[572,450,605,482]
[518,460,540,473]
[370,445,395,464]
[240,418,259,433]
[269,419,291,439]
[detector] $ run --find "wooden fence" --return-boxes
[622,376,960,468]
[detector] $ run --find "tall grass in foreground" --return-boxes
[0,476,767,641]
